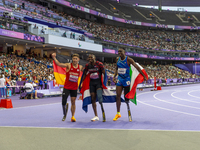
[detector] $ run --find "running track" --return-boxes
[1,84,200,131]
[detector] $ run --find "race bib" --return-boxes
[69,75,78,82]
[126,81,130,85]
[118,68,126,75]
[90,72,99,79]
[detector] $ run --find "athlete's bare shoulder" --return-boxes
[127,57,136,66]
[127,57,135,62]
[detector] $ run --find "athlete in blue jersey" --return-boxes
[113,48,147,121]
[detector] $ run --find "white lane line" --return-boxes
[137,99,200,117]
[0,102,61,111]
[136,92,200,117]
[153,92,200,110]
[171,91,200,104]
[188,90,200,99]
[1,126,200,132]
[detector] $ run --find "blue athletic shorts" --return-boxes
[116,77,131,87]
[27,90,35,94]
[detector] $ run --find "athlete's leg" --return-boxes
[124,86,130,102]
[70,89,77,118]
[97,88,103,103]
[89,83,98,117]
[62,88,70,117]
[91,92,97,116]
[70,97,76,117]
[97,88,106,122]
[113,85,123,121]
[124,86,132,121]
[116,86,123,112]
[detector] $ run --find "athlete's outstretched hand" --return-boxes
[113,78,117,83]
[52,53,56,59]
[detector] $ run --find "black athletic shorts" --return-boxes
[89,81,102,93]
[63,88,77,98]
[62,88,77,105]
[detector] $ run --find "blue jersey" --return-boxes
[116,56,131,87]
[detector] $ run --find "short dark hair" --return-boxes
[72,53,80,58]
[88,54,95,57]
[118,47,125,51]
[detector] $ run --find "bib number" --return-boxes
[69,75,78,82]
[90,72,99,79]
[126,81,130,85]
[118,68,126,75]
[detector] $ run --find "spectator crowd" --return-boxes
[0,52,55,97]
[0,51,199,98]
[104,62,199,81]
[62,13,200,52]
[2,0,200,53]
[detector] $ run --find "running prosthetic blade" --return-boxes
[100,103,106,122]
[128,110,132,122]
[66,103,69,117]
[102,112,106,122]
[126,102,132,122]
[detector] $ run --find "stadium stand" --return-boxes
[0,52,199,97]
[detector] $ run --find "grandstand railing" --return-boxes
[103,39,198,53]
[54,0,200,30]
[103,49,200,61]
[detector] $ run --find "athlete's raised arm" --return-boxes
[52,53,70,69]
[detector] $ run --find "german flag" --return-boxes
[53,54,86,86]
[53,60,66,85]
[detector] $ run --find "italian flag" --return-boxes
[125,63,148,105]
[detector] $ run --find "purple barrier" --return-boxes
[103,49,200,61]
[143,78,198,84]
[20,92,43,99]
[15,81,50,92]
[0,28,45,43]
[188,78,196,82]
[167,79,177,83]
[0,29,24,39]
[49,81,63,89]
